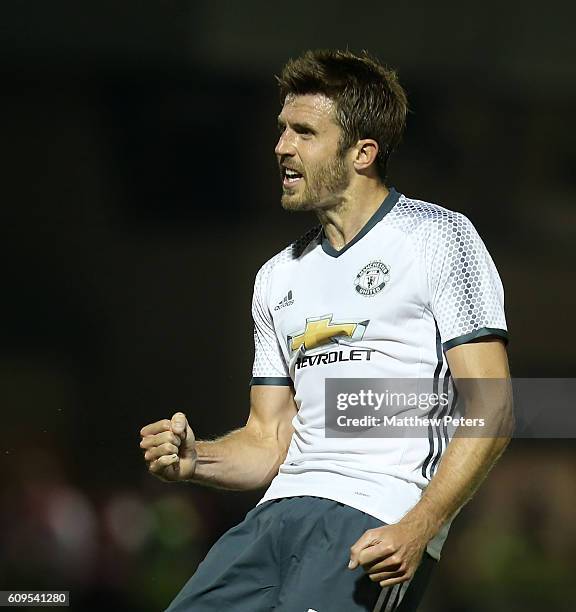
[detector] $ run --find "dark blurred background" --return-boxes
[1,1,575,610]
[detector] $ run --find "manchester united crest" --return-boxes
[354,261,390,297]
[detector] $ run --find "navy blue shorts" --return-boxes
[166,496,436,612]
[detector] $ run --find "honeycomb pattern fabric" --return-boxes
[386,196,507,347]
[251,227,321,380]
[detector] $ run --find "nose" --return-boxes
[275,129,295,157]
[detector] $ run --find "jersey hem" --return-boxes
[442,327,509,351]
[258,468,448,559]
[257,487,444,560]
[250,376,293,386]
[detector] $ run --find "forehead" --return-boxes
[279,93,338,127]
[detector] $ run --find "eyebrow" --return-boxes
[277,118,317,134]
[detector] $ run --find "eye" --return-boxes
[295,126,314,136]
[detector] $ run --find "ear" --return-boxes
[352,139,379,174]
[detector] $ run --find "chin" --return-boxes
[281,198,314,212]
[281,192,317,212]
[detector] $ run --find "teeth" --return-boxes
[285,169,301,178]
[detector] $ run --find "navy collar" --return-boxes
[321,187,401,258]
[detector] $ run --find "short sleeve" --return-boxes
[250,265,292,386]
[426,213,508,351]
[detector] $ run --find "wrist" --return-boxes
[401,500,445,540]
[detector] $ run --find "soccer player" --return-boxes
[139,50,513,611]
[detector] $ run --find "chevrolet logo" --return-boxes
[288,315,369,352]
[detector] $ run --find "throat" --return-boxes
[320,203,376,251]
[319,186,392,254]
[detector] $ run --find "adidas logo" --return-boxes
[274,290,294,311]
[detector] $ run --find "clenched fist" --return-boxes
[139,412,197,482]
[348,517,430,588]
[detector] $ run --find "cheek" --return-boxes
[301,148,330,172]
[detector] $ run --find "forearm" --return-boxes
[187,426,288,491]
[406,379,514,536]
[403,372,515,538]
[405,432,511,539]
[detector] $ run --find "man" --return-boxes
[140,50,513,611]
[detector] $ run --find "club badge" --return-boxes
[354,261,390,297]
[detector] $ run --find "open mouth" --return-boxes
[282,167,304,187]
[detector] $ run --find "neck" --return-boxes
[317,182,390,252]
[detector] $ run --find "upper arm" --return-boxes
[248,263,296,448]
[445,337,510,379]
[446,338,514,436]
[246,384,297,450]
[426,213,508,352]
[251,264,291,385]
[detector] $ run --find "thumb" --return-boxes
[348,529,378,570]
[171,412,188,439]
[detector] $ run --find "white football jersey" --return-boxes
[250,188,508,558]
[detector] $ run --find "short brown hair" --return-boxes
[277,49,408,181]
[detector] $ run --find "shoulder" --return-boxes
[388,193,480,247]
[389,193,470,233]
[254,225,322,288]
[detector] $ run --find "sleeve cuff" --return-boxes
[249,376,293,386]
[442,327,509,352]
